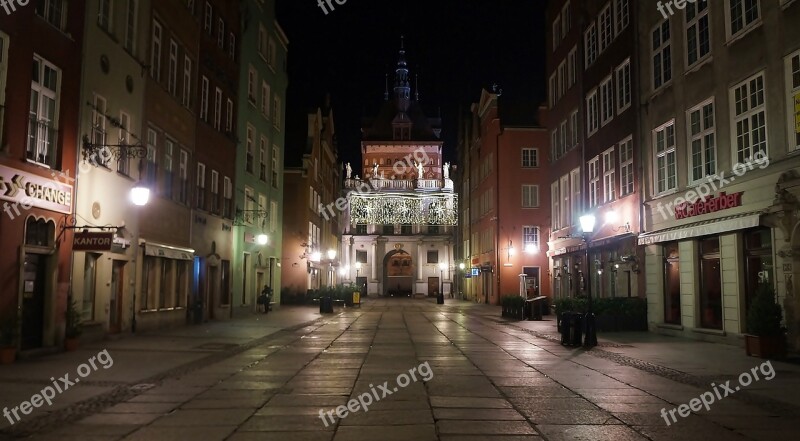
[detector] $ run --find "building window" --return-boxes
[523,226,539,252]
[98,0,112,31]
[427,251,439,264]
[268,38,277,67]
[686,0,710,67]
[616,58,631,113]
[246,125,254,174]
[663,242,681,325]
[558,61,567,99]
[652,19,672,90]
[584,23,597,67]
[167,40,178,96]
[182,56,192,108]
[117,112,130,175]
[36,0,66,29]
[383,224,395,235]
[91,94,108,167]
[401,224,412,235]
[200,76,209,121]
[570,109,579,147]
[549,74,556,108]
[560,120,567,156]
[196,162,206,210]
[247,66,256,103]
[271,144,279,188]
[179,149,189,205]
[562,1,571,37]
[217,18,224,49]
[258,25,268,58]
[654,121,677,194]
[699,236,722,330]
[619,137,634,196]
[552,13,561,52]
[225,98,233,133]
[27,56,60,168]
[163,139,174,198]
[688,99,716,182]
[602,148,615,203]
[223,176,232,218]
[228,33,235,59]
[203,2,212,34]
[600,75,614,126]
[522,148,538,168]
[150,20,161,81]
[261,81,270,117]
[786,50,800,151]
[560,174,569,227]
[731,72,767,163]
[210,170,219,214]
[522,185,539,208]
[213,87,222,130]
[598,3,612,52]
[356,250,367,263]
[728,0,760,38]
[124,0,137,52]
[570,168,580,225]
[614,0,629,35]
[588,156,600,207]
[567,46,577,88]
[551,181,560,230]
[586,88,599,136]
[143,129,156,184]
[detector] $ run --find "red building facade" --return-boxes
[0,3,85,351]
[463,90,551,305]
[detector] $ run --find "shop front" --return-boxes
[640,175,792,347]
[0,164,74,351]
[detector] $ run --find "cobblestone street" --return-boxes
[1,299,799,441]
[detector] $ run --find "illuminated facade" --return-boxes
[339,42,457,297]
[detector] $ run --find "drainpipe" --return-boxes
[494,123,503,305]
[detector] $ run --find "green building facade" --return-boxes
[232,0,288,313]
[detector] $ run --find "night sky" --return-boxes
[275,0,546,173]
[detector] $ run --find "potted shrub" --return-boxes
[744,284,786,359]
[0,313,18,364]
[64,298,83,351]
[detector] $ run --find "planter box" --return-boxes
[744,334,786,359]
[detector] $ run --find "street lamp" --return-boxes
[326,249,336,287]
[438,261,447,299]
[256,233,269,245]
[129,184,150,206]
[355,261,362,293]
[579,214,597,347]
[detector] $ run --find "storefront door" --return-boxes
[109,261,125,333]
[21,253,46,350]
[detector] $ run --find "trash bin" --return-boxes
[437,292,444,304]
[319,296,333,314]
[560,311,584,346]
[529,296,547,321]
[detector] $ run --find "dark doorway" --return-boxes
[21,254,46,350]
[109,261,125,333]
[523,267,540,298]
[428,277,439,297]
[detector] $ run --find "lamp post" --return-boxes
[355,261,362,294]
[327,249,336,287]
[129,184,150,333]
[579,214,597,347]
[458,262,465,299]
[438,261,447,303]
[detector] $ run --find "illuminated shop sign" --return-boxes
[674,192,743,220]
[0,164,73,214]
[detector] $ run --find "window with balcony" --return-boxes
[27,56,60,168]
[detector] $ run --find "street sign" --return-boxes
[73,232,114,251]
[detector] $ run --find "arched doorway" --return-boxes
[383,249,414,296]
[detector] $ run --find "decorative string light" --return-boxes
[349,192,458,226]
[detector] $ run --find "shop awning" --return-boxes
[144,242,195,260]
[637,211,763,246]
